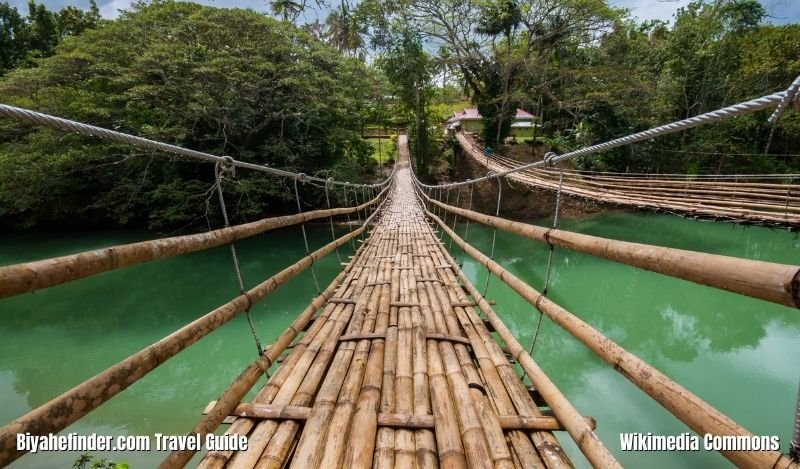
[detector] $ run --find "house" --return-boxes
[446,108,537,139]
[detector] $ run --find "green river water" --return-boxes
[1,212,798,468]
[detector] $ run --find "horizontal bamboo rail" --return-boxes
[425,197,800,309]
[201,401,597,431]
[0,185,389,299]
[423,199,797,469]
[162,268,352,468]
[0,192,390,467]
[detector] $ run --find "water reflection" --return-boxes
[0,225,350,468]
[453,212,800,467]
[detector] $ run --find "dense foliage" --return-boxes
[0,0,100,75]
[0,0,798,231]
[546,0,800,174]
[0,1,379,230]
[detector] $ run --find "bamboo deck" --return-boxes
[198,135,575,469]
[457,133,800,228]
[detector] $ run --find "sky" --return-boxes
[5,0,800,25]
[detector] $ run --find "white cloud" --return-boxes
[99,0,133,19]
[610,0,800,25]
[610,0,692,24]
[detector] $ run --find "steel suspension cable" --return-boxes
[448,186,462,252]
[792,381,800,462]
[444,187,451,226]
[460,183,475,268]
[0,104,387,189]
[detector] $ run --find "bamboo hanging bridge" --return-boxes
[0,76,799,469]
[456,132,800,228]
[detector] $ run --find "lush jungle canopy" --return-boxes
[0,0,798,231]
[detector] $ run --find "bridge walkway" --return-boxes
[198,135,588,469]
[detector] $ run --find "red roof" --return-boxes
[447,108,533,123]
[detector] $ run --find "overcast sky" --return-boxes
[6,0,800,25]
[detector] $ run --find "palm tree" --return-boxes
[325,4,364,58]
[270,0,303,24]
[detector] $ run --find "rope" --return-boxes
[443,187,451,228]
[342,183,357,250]
[352,186,365,245]
[527,170,565,359]
[765,76,800,155]
[324,178,344,268]
[214,159,264,356]
[417,76,800,190]
[482,172,502,297]
[460,182,475,268]
[0,104,387,189]
[294,175,321,294]
[449,186,462,252]
[769,75,800,125]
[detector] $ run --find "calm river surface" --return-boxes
[1,213,798,468]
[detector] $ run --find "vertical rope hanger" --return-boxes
[448,186,462,252]
[482,171,502,297]
[459,182,475,268]
[342,183,357,250]
[293,174,322,294]
[324,178,344,268]
[527,161,565,359]
[214,158,264,356]
[443,187,451,228]
[361,185,370,239]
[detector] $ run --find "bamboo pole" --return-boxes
[457,133,800,225]
[300,245,387,467]
[420,230,570,469]
[202,401,594,430]
[167,218,380,467]
[418,253,511,469]
[339,263,392,468]
[0,186,388,299]
[0,205,384,467]
[162,268,347,468]
[426,206,796,469]
[227,254,379,467]
[426,196,800,309]
[220,195,391,468]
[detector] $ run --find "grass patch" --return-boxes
[431,100,471,120]
[366,137,395,163]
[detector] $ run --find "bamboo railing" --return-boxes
[0,186,391,467]
[424,197,800,308]
[2,106,797,467]
[0,188,388,299]
[185,134,619,468]
[416,184,798,468]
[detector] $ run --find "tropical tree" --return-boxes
[270,0,303,23]
[325,3,365,58]
[378,30,434,176]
